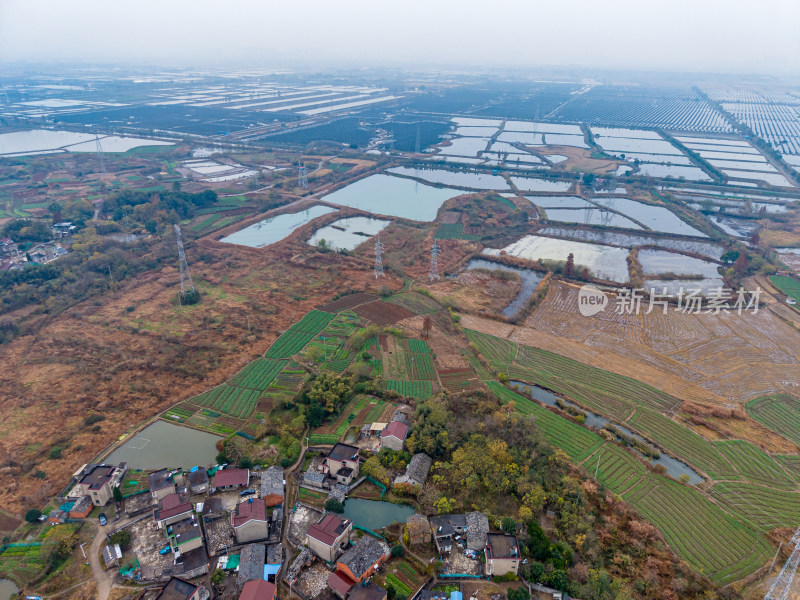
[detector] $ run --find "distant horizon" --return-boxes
[1,0,798,79]
[0,60,797,88]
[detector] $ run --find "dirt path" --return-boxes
[88,520,113,600]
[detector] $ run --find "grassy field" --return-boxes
[745,394,800,446]
[769,275,800,303]
[385,291,441,315]
[623,476,772,586]
[465,329,517,366]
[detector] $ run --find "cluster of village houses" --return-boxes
[47,404,526,600]
[0,221,73,271]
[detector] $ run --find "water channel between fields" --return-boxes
[510,381,704,485]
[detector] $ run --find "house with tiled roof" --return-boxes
[307,514,352,562]
[260,466,284,507]
[323,443,360,485]
[335,536,389,584]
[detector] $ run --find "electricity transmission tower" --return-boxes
[95,134,106,175]
[297,163,308,189]
[429,239,440,281]
[374,236,384,279]
[765,527,800,600]
[174,225,195,296]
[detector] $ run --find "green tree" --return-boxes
[25,508,42,523]
[113,486,123,502]
[502,517,517,535]
[324,499,344,513]
[391,544,404,557]
[109,529,131,550]
[210,568,225,585]
[362,456,390,487]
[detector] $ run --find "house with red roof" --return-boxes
[154,493,193,528]
[211,468,250,492]
[239,579,276,600]
[231,498,268,543]
[379,421,409,451]
[307,514,352,562]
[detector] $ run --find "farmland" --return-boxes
[745,394,800,446]
[229,358,286,390]
[434,223,481,241]
[384,379,433,399]
[354,300,415,325]
[622,476,772,586]
[589,443,647,494]
[769,275,800,303]
[712,440,797,489]
[711,482,800,532]
[189,384,262,419]
[629,409,737,479]
[386,291,442,315]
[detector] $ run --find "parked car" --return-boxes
[240,488,256,497]
[98,513,107,526]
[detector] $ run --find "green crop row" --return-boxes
[713,440,796,489]
[745,394,800,446]
[229,358,287,391]
[384,380,433,399]
[623,475,772,585]
[265,329,316,358]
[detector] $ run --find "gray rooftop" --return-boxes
[187,469,208,487]
[304,471,325,485]
[328,484,347,503]
[149,469,174,492]
[260,466,284,499]
[429,514,466,537]
[393,453,431,487]
[465,511,490,551]
[237,544,266,588]
[338,536,388,579]
[266,543,282,565]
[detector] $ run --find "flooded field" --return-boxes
[484,235,630,282]
[538,226,725,259]
[307,216,390,251]
[436,136,490,157]
[504,121,583,134]
[721,170,795,188]
[498,131,588,148]
[0,129,174,156]
[525,195,596,208]
[543,208,643,229]
[510,176,573,192]
[638,249,721,277]
[321,174,463,221]
[597,137,681,155]
[645,278,726,296]
[387,166,509,190]
[220,205,337,247]
[106,420,221,469]
[593,198,708,236]
[636,163,712,181]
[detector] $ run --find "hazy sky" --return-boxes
[1,0,798,76]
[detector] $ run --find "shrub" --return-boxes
[48,446,63,459]
[391,544,404,557]
[84,414,105,425]
[109,529,131,550]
